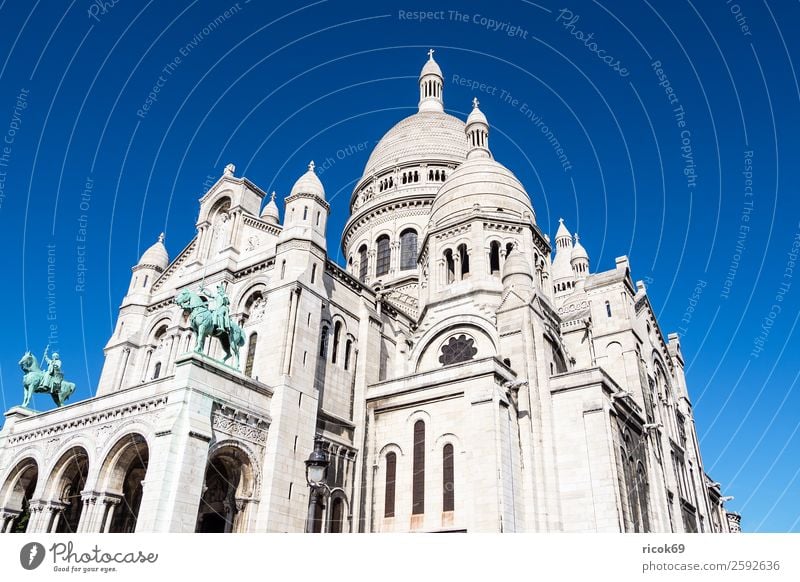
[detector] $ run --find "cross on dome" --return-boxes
[270,191,276,202]
[428,48,435,59]
[472,97,480,109]
[308,160,315,172]
[158,232,165,243]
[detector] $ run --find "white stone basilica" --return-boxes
[0,52,740,534]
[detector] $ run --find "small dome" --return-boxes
[502,247,533,284]
[138,233,169,271]
[571,233,589,261]
[290,161,325,199]
[429,158,535,228]
[466,99,488,126]
[261,191,280,223]
[420,50,443,78]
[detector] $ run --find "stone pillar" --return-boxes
[167,335,178,373]
[116,347,131,392]
[25,500,48,533]
[141,349,153,383]
[0,509,19,532]
[134,361,215,532]
[102,497,122,532]
[46,502,67,533]
[77,491,99,532]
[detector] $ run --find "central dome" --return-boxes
[360,110,468,179]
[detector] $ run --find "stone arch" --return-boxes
[147,317,171,343]
[0,456,39,532]
[433,432,463,454]
[412,316,498,373]
[378,442,404,459]
[197,191,233,224]
[42,446,91,533]
[326,488,349,533]
[95,433,149,533]
[234,280,269,314]
[195,441,257,533]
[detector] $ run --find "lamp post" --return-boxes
[305,435,330,533]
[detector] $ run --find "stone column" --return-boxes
[167,335,178,373]
[25,500,48,533]
[102,497,122,533]
[46,502,68,533]
[0,510,19,532]
[141,349,153,383]
[116,347,131,392]
[77,491,98,532]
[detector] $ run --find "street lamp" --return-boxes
[305,436,330,532]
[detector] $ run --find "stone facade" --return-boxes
[0,53,735,533]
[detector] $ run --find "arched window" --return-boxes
[311,263,317,284]
[384,452,396,518]
[344,339,353,371]
[412,420,425,515]
[331,321,342,364]
[375,235,391,276]
[400,229,418,270]
[152,362,161,379]
[358,245,368,282]
[245,332,258,377]
[444,249,455,284]
[303,206,308,220]
[458,244,470,278]
[489,241,501,275]
[606,301,612,317]
[443,443,454,512]
[329,497,344,533]
[637,462,651,532]
[281,260,286,279]
[319,326,329,358]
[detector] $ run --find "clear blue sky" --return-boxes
[0,0,798,532]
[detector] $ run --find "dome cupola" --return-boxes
[418,48,444,113]
[260,191,280,223]
[137,232,169,271]
[465,98,491,160]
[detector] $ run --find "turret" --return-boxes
[465,98,491,160]
[551,219,575,294]
[279,161,330,250]
[261,191,280,224]
[418,49,444,113]
[570,233,590,279]
[128,233,168,296]
[502,246,534,290]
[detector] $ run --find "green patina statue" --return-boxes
[174,285,245,368]
[19,347,76,408]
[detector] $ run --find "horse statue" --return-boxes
[174,288,245,368]
[18,351,76,408]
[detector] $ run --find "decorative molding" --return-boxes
[242,215,281,236]
[7,397,168,446]
[211,405,269,446]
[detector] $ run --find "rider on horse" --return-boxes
[200,283,233,336]
[41,350,63,392]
